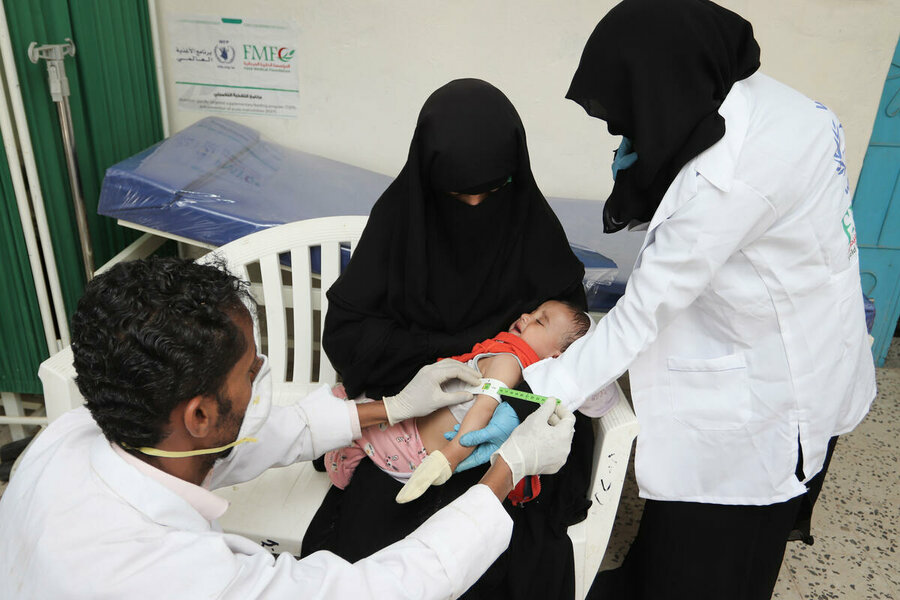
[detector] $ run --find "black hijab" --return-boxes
[324,79,586,398]
[566,0,760,232]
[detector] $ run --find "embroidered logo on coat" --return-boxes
[842,207,858,259]
[815,101,850,194]
[831,121,849,194]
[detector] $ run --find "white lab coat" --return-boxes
[525,72,876,505]
[0,386,512,599]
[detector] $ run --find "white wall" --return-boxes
[153,0,899,204]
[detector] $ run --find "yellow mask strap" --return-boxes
[121,437,258,458]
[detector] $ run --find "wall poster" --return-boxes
[168,16,300,118]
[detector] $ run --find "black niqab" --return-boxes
[566,0,760,232]
[324,78,586,399]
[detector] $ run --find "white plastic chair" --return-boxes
[196,215,640,582]
[568,386,639,599]
[35,215,640,591]
[198,216,368,388]
[196,216,368,556]
[34,216,366,556]
[37,347,82,423]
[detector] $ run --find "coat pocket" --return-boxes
[668,353,751,431]
[833,265,866,361]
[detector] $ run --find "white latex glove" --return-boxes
[395,450,453,504]
[382,360,481,425]
[493,399,575,485]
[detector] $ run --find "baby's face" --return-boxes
[508,300,573,359]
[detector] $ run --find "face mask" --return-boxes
[611,136,638,180]
[123,356,272,459]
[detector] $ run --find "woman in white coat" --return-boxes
[523,1,877,598]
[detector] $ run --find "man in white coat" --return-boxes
[0,257,576,599]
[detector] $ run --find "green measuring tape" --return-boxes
[497,387,560,405]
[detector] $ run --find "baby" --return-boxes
[325,299,592,503]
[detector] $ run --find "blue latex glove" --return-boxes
[443,401,520,472]
[611,136,638,180]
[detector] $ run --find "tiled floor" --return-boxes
[600,339,900,599]
[1,341,897,598]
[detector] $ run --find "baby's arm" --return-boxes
[440,354,522,470]
[395,353,523,504]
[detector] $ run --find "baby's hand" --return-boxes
[331,383,348,399]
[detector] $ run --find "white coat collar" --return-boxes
[112,442,228,521]
[693,77,750,193]
[643,76,751,234]
[90,435,217,532]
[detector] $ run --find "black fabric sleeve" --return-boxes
[323,302,432,399]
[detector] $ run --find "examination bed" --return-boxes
[97,116,631,309]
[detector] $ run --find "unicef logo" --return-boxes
[215,44,235,64]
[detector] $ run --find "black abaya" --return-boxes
[304,79,591,599]
[322,79,586,399]
[304,400,595,600]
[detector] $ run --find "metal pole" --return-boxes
[0,2,70,346]
[28,38,94,281]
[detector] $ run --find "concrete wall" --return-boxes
[152,0,899,204]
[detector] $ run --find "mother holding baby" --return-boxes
[301,78,593,599]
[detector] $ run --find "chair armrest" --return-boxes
[568,382,640,599]
[38,347,85,423]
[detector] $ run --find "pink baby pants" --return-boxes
[326,419,427,489]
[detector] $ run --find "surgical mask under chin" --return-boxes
[123,356,273,459]
[611,136,638,180]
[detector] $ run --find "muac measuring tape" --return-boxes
[468,378,560,405]
[498,387,561,405]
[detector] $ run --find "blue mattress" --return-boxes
[99,117,626,310]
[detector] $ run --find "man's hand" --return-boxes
[382,360,482,425]
[443,402,519,472]
[493,399,575,484]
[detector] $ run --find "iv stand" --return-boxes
[27,39,93,281]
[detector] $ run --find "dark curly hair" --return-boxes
[71,256,255,448]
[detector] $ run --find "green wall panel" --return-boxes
[0,131,48,394]
[3,0,163,323]
[0,0,163,392]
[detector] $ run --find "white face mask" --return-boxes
[124,356,272,459]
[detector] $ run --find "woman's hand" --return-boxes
[443,401,520,472]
